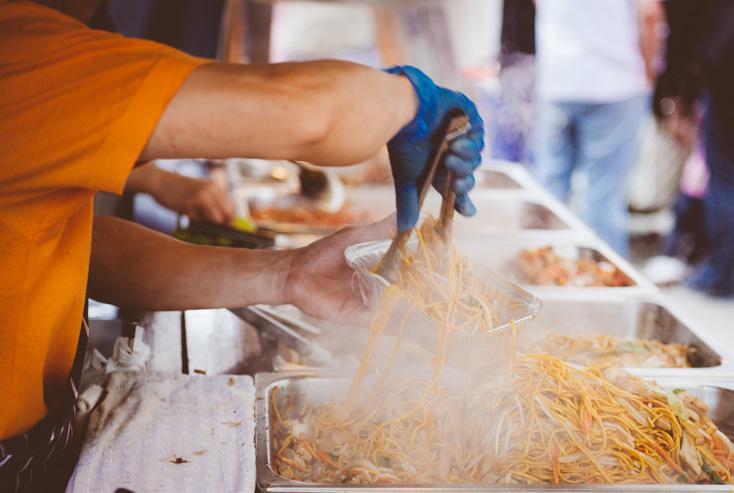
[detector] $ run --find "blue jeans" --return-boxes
[532,95,647,256]
[686,95,734,296]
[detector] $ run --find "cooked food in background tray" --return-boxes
[514,245,633,287]
[268,330,700,371]
[536,333,695,368]
[269,354,734,486]
[527,297,721,368]
[250,203,371,228]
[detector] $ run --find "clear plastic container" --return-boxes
[345,238,543,335]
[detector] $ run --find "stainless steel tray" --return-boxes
[523,294,732,377]
[251,185,575,236]
[446,192,572,234]
[453,237,655,293]
[255,373,734,492]
[477,161,547,193]
[475,169,524,190]
[259,296,731,377]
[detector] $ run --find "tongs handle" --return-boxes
[438,111,472,236]
[378,109,472,280]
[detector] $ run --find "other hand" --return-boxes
[284,215,395,323]
[384,65,485,231]
[156,173,236,225]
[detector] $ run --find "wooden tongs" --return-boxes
[377,109,472,282]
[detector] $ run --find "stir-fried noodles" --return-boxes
[272,354,733,485]
[271,219,733,485]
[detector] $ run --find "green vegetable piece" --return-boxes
[233,216,256,233]
[614,341,647,354]
[701,455,725,485]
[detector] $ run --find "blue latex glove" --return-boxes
[385,65,485,232]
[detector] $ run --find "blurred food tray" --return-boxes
[523,294,733,379]
[453,236,656,293]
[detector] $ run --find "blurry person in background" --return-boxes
[532,0,658,257]
[643,138,709,286]
[488,0,536,166]
[653,0,734,297]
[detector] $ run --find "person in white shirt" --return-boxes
[533,0,656,256]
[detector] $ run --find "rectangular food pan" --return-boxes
[255,373,734,492]
[522,294,731,376]
[475,168,524,190]
[443,192,572,234]
[452,237,655,292]
[259,296,729,376]
[479,161,537,189]
[244,184,575,244]
[348,186,574,235]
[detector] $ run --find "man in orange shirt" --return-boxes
[0,1,484,490]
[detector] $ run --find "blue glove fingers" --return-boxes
[453,174,476,195]
[430,172,476,215]
[394,180,420,232]
[445,153,482,178]
[454,91,484,129]
[449,137,483,160]
[451,92,486,153]
[465,128,485,155]
[454,193,477,217]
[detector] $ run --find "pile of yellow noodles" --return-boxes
[272,353,734,485]
[391,218,501,336]
[271,219,734,485]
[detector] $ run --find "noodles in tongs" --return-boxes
[344,111,540,380]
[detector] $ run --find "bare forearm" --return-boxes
[124,161,164,195]
[142,61,417,165]
[90,216,292,310]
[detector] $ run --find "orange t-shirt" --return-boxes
[0,1,208,439]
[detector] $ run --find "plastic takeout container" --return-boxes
[344,238,543,335]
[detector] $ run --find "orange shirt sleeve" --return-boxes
[0,1,210,196]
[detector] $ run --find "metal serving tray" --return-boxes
[476,161,546,192]
[453,237,654,292]
[475,169,524,190]
[524,294,732,378]
[271,185,573,235]
[371,184,573,233]
[435,192,572,235]
[259,295,731,377]
[255,373,734,492]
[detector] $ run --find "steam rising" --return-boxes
[268,222,734,485]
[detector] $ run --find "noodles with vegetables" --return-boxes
[271,219,734,485]
[272,354,734,484]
